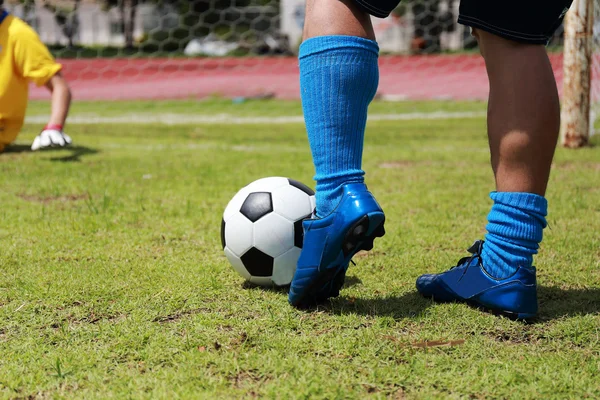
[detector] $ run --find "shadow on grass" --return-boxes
[240,275,363,294]
[237,269,600,321]
[537,285,600,321]
[302,285,600,321]
[3,144,33,153]
[328,291,430,319]
[242,280,289,294]
[49,145,100,162]
[3,144,99,162]
[328,286,600,323]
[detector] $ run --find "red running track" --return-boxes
[29,54,567,101]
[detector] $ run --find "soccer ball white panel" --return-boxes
[272,247,301,286]
[271,185,314,222]
[309,195,316,215]
[223,186,252,222]
[245,176,289,192]
[224,213,254,256]
[224,247,251,280]
[253,213,294,258]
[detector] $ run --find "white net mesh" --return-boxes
[1,0,579,112]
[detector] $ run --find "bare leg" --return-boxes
[475,29,560,196]
[302,0,374,40]
[415,8,564,320]
[474,29,554,280]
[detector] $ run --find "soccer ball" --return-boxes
[221,177,316,287]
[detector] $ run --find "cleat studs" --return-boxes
[374,224,385,237]
[353,224,366,237]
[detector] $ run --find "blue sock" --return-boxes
[299,35,379,217]
[481,192,548,279]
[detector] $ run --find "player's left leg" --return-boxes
[288,0,397,308]
[416,0,572,319]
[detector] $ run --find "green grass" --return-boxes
[2,101,600,399]
[26,98,488,118]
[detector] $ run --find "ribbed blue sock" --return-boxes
[299,35,379,217]
[481,192,548,279]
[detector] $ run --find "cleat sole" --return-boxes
[292,212,385,308]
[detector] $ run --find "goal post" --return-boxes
[560,0,595,148]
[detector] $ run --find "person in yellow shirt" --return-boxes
[0,5,73,152]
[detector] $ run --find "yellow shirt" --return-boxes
[0,12,62,151]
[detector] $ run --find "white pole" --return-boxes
[560,0,594,148]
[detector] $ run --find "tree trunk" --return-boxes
[68,0,81,48]
[42,0,78,48]
[124,0,138,49]
[119,1,127,46]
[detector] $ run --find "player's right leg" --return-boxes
[288,0,396,308]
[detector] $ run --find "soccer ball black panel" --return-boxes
[222,177,316,287]
[240,192,273,222]
[240,247,274,277]
[294,217,309,249]
[220,218,226,249]
[288,179,315,196]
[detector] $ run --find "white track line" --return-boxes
[25,111,485,125]
[99,142,487,153]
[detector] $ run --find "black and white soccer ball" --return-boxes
[221,177,316,287]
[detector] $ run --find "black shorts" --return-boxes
[354,0,574,45]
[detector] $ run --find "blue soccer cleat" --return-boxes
[416,240,538,320]
[289,183,385,308]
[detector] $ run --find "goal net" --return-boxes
[2,0,594,132]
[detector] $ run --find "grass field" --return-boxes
[1,99,599,399]
[24,98,488,118]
